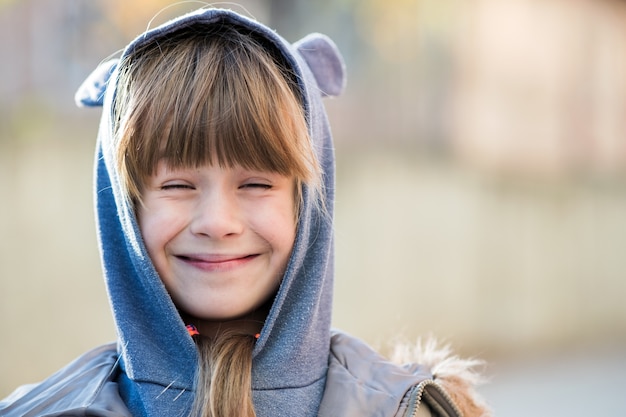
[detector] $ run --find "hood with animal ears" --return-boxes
[75,7,345,417]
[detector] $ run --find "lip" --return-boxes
[175,253,259,272]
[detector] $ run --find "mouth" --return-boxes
[175,253,259,271]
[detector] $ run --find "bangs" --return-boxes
[114,24,317,203]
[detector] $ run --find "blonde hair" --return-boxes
[192,332,257,417]
[112,22,321,417]
[113,23,320,207]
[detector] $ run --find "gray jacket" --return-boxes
[0,331,458,417]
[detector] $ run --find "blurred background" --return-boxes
[2,0,626,415]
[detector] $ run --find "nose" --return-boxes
[190,189,243,239]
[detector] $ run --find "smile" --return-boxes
[175,253,259,272]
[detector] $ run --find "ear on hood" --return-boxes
[75,58,118,108]
[294,33,346,97]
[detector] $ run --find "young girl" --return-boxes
[0,7,489,417]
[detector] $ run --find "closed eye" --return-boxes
[161,184,194,190]
[240,183,272,190]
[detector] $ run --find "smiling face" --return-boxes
[138,161,296,330]
[113,25,321,334]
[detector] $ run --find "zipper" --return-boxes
[404,380,426,417]
[403,379,463,417]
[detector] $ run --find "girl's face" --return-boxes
[138,161,296,330]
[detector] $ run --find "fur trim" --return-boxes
[391,338,492,417]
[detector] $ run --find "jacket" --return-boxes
[0,331,469,417]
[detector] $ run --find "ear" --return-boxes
[294,33,346,97]
[75,59,119,107]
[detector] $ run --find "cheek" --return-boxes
[137,210,159,259]
[248,201,296,255]
[275,223,297,261]
[270,208,297,256]
[137,205,179,255]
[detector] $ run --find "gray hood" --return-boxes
[75,8,345,417]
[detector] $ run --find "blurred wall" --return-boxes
[2,0,626,398]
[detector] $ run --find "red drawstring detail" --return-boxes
[186,324,200,337]
[186,324,260,341]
